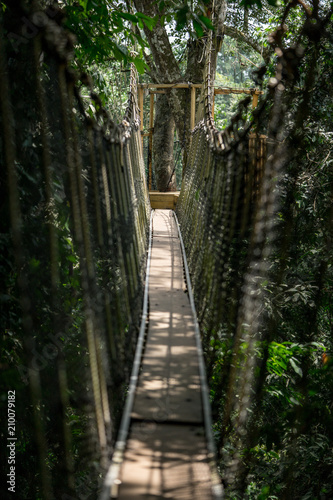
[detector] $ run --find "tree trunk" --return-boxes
[153,94,177,191]
[133,0,227,187]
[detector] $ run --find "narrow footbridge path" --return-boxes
[102,210,222,499]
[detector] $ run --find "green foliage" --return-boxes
[171,1,214,38]
[80,62,130,121]
[203,5,333,498]
[241,0,281,8]
[214,36,262,128]
[63,0,151,73]
[63,0,214,74]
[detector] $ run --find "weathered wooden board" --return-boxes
[131,210,202,424]
[117,424,213,500]
[117,210,213,499]
[149,192,180,210]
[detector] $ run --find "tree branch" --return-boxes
[223,25,270,62]
[296,0,312,18]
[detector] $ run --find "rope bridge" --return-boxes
[1,3,332,500]
[1,6,149,498]
[176,10,333,497]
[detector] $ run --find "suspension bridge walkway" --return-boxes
[101,209,221,499]
[1,5,307,499]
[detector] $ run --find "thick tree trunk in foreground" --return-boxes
[153,94,177,191]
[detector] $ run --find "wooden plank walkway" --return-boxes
[104,210,221,500]
[149,191,180,209]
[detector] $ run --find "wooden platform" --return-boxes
[116,210,214,499]
[149,191,180,210]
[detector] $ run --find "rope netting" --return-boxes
[0,5,149,499]
[1,1,333,499]
[177,4,333,497]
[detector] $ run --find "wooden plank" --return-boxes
[132,210,203,424]
[151,208,179,236]
[214,88,243,95]
[149,93,154,190]
[252,92,259,109]
[150,195,177,202]
[138,86,144,149]
[118,424,213,500]
[190,85,196,130]
[151,200,174,210]
[214,87,264,96]
[140,83,203,89]
[139,82,263,94]
[149,191,180,210]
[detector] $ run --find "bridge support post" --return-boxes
[252,90,259,109]
[149,93,154,190]
[212,91,215,119]
[138,85,144,149]
[190,85,196,130]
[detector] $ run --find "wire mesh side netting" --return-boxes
[176,5,333,499]
[0,6,150,499]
